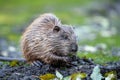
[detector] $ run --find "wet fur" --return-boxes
[21,13,77,65]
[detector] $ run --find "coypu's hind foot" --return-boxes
[32,61,43,68]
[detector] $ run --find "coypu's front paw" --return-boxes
[64,57,72,65]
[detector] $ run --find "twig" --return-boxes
[0,56,26,62]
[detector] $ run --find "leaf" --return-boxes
[90,65,103,80]
[10,60,18,67]
[56,70,63,80]
[39,73,56,80]
[71,72,87,80]
[63,76,71,80]
[105,71,117,80]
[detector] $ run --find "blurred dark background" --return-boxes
[0,0,120,64]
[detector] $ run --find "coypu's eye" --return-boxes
[53,26,60,32]
[61,35,69,40]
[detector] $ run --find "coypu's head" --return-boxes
[39,13,78,57]
[37,13,78,56]
[48,25,78,56]
[51,25,78,57]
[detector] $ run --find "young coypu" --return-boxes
[21,13,78,66]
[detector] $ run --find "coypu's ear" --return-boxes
[53,26,61,32]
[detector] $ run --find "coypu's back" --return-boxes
[21,13,78,65]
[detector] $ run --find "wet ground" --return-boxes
[0,56,120,80]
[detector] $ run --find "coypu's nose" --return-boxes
[71,43,78,52]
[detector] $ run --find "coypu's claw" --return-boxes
[32,61,43,68]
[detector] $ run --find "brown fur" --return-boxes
[20,13,78,65]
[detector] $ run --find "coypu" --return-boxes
[20,13,78,66]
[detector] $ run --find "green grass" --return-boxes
[0,0,90,42]
[78,35,120,64]
[77,52,120,64]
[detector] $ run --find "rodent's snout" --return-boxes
[70,43,78,52]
